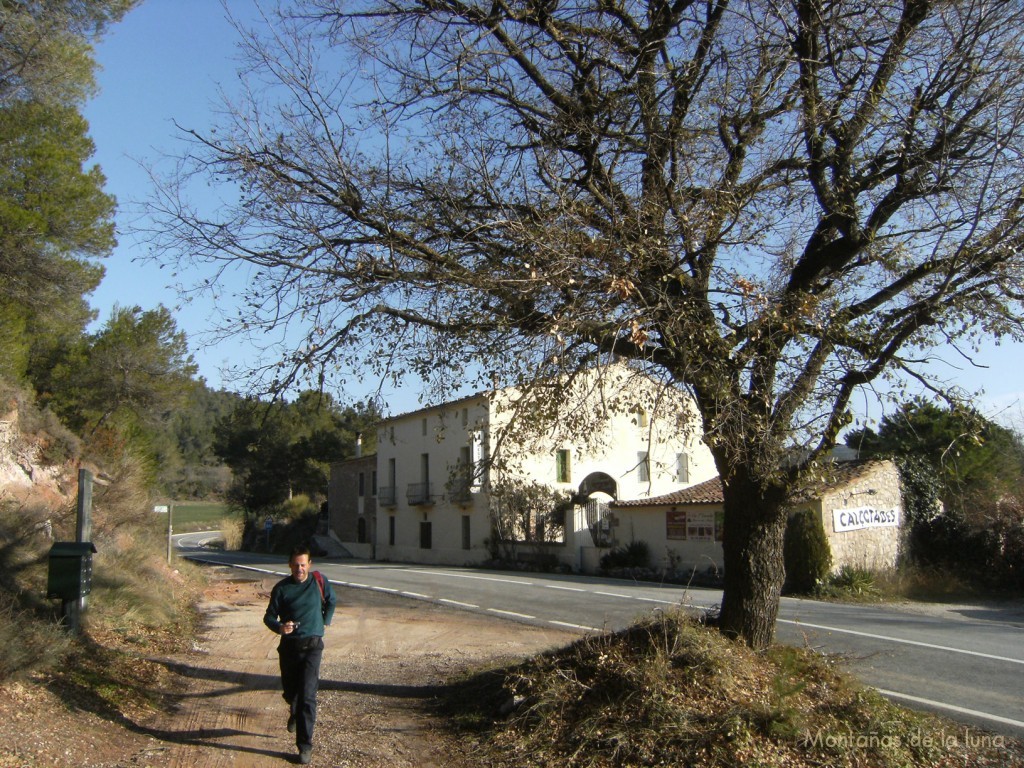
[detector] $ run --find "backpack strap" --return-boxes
[313,570,326,606]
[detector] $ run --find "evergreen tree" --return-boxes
[847,400,1024,524]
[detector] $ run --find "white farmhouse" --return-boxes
[328,365,716,571]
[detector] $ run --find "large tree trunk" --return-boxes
[717,474,789,650]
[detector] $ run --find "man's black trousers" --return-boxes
[278,635,324,749]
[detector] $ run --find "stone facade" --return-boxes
[811,459,903,573]
[326,454,377,558]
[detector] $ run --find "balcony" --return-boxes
[448,473,475,505]
[378,485,397,507]
[406,482,435,506]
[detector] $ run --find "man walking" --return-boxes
[264,545,336,764]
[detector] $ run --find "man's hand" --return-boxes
[281,621,299,634]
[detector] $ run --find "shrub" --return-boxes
[819,566,880,600]
[600,540,650,571]
[783,508,832,594]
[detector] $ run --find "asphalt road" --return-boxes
[175,532,1024,739]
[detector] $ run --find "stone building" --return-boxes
[325,453,377,558]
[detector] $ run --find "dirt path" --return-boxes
[138,569,577,767]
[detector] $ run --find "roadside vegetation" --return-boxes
[0,453,206,718]
[444,609,1023,768]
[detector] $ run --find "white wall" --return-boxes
[488,365,715,501]
[374,395,495,564]
[612,506,724,573]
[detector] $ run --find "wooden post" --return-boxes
[76,468,93,543]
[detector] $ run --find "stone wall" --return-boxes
[817,459,903,573]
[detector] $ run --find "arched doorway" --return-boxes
[578,472,617,500]
[577,472,618,547]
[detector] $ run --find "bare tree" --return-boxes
[150,0,1024,648]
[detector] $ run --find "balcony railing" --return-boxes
[448,476,475,505]
[406,482,435,506]
[378,485,397,507]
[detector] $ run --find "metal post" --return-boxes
[167,502,173,564]
[70,469,94,634]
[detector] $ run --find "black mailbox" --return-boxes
[47,542,97,601]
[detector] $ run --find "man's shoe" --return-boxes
[287,714,296,733]
[298,746,312,764]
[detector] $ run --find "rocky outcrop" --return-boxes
[0,407,76,512]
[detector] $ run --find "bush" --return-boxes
[783,508,832,594]
[244,496,322,556]
[818,566,880,600]
[600,540,650,571]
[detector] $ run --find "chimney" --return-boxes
[355,432,362,458]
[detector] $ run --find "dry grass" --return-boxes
[871,566,984,602]
[0,444,206,682]
[443,610,1023,768]
[218,514,245,550]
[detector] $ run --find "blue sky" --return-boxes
[81,1,1024,427]
[83,1,247,388]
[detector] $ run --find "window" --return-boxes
[388,515,396,546]
[636,407,649,428]
[379,458,397,506]
[556,449,571,483]
[637,451,650,482]
[420,521,432,549]
[422,417,428,436]
[676,452,689,483]
[421,453,430,483]
[358,472,365,497]
[372,470,377,497]
[470,430,486,487]
[459,445,473,486]
[461,407,469,426]
[462,515,471,550]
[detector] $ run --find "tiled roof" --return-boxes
[611,476,724,508]
[609,459,892,509]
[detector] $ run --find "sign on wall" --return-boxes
[832,506,900,533]
[667,510,687,540]
[666,510,718,541]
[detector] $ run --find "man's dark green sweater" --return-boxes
[263,574,337,637]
